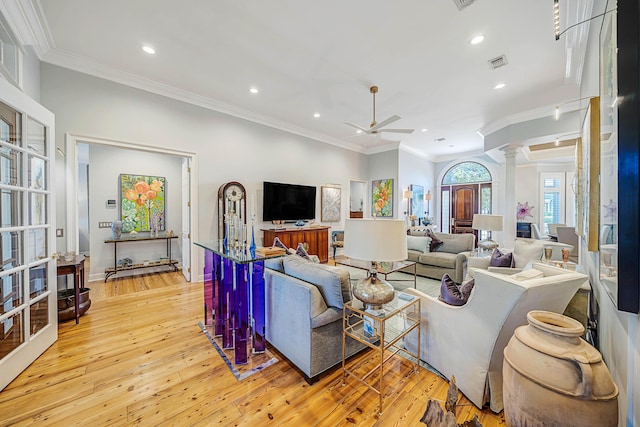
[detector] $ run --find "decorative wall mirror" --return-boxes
[601,0,639,313]
[349,180,366,218]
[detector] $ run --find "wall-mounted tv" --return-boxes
[263,181,316,221]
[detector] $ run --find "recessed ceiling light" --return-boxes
[470,35,485,45]
[142,45,156,55]
[313,112,320,118]
[249,87,259,94]
[494,83,506,89]
[356,130,363,134]
[421,128,428,132]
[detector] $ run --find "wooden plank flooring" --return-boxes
[0,261,506,426]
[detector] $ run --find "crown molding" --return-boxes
[399,143,435,162]
[0,0,53,55]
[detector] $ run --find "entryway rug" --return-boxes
[198,322,279,381]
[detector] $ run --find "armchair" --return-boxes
[403,263,587,412]
[331,230,344,259]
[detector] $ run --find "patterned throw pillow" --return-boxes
[426,229,443,252]
[272,237,288,250]
[490,248,514,268]
[295,243,312,260]
[438,274,475,306]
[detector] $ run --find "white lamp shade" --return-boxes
[424,192,432,201]
[343,219,407,262]
[472,214,503,231]
[403,190,413,199]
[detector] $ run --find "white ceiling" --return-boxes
[9,0,590,161]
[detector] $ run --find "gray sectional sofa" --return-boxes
[264,255,366,383]
[406,229,475,284]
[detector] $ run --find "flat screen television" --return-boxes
[263,181,316,221]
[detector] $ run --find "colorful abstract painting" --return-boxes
[120,174,166,232]
[371,179,393,217]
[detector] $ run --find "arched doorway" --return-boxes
[440,162,493,240]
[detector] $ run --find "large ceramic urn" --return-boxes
[503,310,618,427]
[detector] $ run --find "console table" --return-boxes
[262,226,329,263]
[195,242,285,365]
[104,233,179,281]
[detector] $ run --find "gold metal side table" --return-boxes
[341,292,421,415]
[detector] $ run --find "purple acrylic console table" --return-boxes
[195,242,284,365]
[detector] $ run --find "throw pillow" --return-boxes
[490,248,514,268]
[513,239,544,268]
[295,243,311,260]
[407,235,431,253]
[272,236,288,250]
[426,229,443,252]
[438,274,474,306]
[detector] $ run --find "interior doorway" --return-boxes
[65,134,198,283]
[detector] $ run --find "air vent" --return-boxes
[488,55,508,70]
[452,0,477,11]
[434,137,446,142]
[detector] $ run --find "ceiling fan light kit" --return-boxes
[345,85,414,135]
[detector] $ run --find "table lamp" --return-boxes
[472,214,503,251]
[343,219,408,313]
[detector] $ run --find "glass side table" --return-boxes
[342,292,421,415]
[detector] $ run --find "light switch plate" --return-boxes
[56,228,64,237]
[98,222,113,228]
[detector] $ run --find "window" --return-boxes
[541,173,565,234]
[442,162,491,184]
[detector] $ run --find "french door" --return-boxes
[0,77,56,391]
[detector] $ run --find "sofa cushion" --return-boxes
[407,250,422,262]
[513,268,544,281]
[426,229,444,252]
[438,274,474,306]
[513,239,543,268]
[407,235,431,253]
[283,256,350,309]
[434,232,474,254]
[418,252,458,269]
[490,248,514,267]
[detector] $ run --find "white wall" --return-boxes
[399,148,436,220]
[40,63,368,281]
[87,144,183,280]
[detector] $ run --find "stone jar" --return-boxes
[503,310,618,427]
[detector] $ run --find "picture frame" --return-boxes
[580,97,600,252]
[321,185,341,222]
[119,174,166,232]
[371,179,394,217]
[410,184,424,218]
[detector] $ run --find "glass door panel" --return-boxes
[1,271,23,315]
[0,80,56,391]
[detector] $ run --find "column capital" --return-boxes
[500,144,520,159]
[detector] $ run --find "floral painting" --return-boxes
[516,201,533,221]
[120,174,166,232]
[371,179,393,217]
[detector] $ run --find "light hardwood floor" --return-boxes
[0,261,506,426]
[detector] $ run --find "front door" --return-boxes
[451,184,477,235]
[0,78,56,391]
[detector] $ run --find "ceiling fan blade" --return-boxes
[344,121,371,133]
[379,128,415,134]
[369,114,401,132]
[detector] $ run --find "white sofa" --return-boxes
[402,262,588,412]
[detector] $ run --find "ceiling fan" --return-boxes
[345,86,414,135]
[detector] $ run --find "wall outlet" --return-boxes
[98,221,113,228]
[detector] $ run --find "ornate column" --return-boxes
[501,145,519,249]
